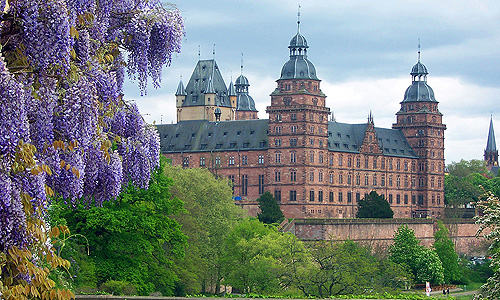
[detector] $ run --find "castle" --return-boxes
[156,21,446,219]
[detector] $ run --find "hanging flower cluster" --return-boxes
[0,0,184,252]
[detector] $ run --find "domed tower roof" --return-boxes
[411,61,428,76]
[234,72,257,112]
[237,94,257,112]
[279,17,319,80]
[289,32,308,49]
[235,74,249,86]
[402,51,437,103]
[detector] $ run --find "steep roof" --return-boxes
[328,122,418,158]
[157,119,269,153]
[157,119,417,159]
[182,59,232,108]
[486,117,497,152]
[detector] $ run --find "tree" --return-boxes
[221,218,311,295]
[295,240,410,297]
[444,174,482,207]
[447,159,490,178]
[475,191,500,299]
[221,218,281,294]
[257,191,285,224]
[162,164,244,295]
[50,159,186,295]
[356,191,393,218]
[433,221,461,283]
[389,225,444,284]
[0,1,184,299]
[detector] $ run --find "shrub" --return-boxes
[100,280,137,295]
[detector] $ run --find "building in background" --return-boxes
[157,21,446,219]
[484,116,499,175]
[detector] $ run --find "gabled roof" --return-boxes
[328,122,418,158]
[157,119,269,153]
[182,59,231,108]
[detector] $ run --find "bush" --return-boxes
[100,280,137,295]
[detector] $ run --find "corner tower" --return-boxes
[266,17,330,213]
[393,51,446,218]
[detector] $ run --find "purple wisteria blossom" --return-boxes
[0,0,184,252]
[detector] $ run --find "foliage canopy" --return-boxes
[162,164,244,295]
[389,225,444,284]
[50,160,186,295]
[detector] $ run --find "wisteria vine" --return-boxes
[0,0,184,254]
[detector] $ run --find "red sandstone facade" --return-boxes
[160,25,445,219]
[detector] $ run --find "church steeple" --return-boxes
[485,116,498,168]
[486,116,497,152]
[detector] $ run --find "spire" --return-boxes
[198,45,200,61]
[175,76,186,96]
[228,79,236,96]
[368,110,374,124]
[418,38,421,62]
[205,76,215,94]
[486,116,497,152]
[240,53,243,75]
[297,4,301,33]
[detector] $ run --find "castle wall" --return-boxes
[288,218,488,255]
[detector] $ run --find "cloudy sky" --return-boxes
[124,0,500,165]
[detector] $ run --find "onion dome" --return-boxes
[279,22,318,80]
[175,79,186,96]
[402,56,436,103]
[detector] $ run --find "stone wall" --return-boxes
[288,218,489,255]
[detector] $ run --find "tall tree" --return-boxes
[257,191,285,224]
[389,225,444,284]
[475,191,500,299]
[295,240,410,297]
[162,164,244,295]
[221,218,311,295]
[433,221,461,283]
[356,191,393,218]
[0,1,184,299]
